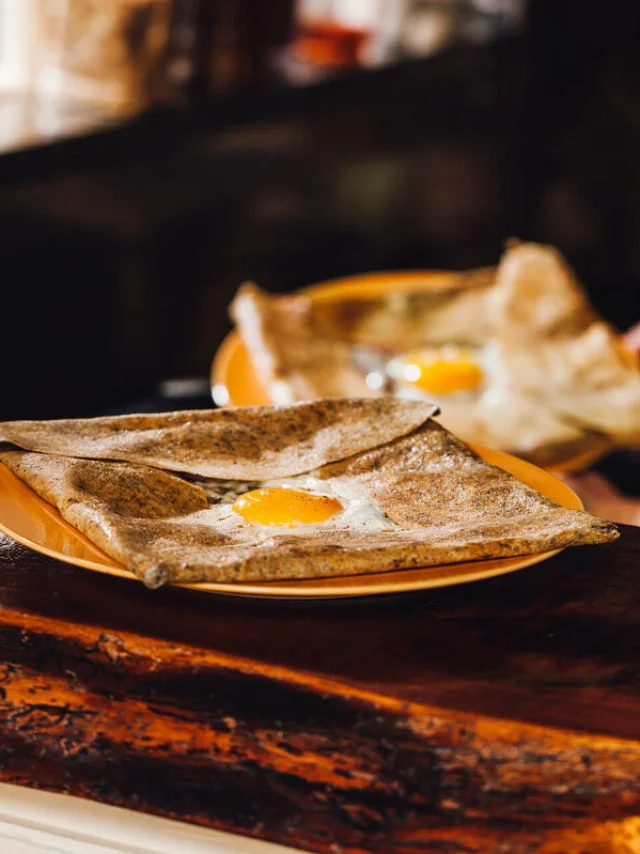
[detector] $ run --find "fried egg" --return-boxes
[383,343,506,408]
[230,475,398,533]
[369,341,579,456]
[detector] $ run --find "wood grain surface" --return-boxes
[1,527,640,854]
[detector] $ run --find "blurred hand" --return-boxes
[624,320,640,354]
[560,321,640,527]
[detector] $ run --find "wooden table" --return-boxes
[1,525,639,854]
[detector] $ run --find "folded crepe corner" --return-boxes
[490,239,601,339]
[0,399,619,589]
[489,241,640,442]
[230,282,382,404]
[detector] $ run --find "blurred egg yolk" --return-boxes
[403,351,483,395]
[233,487,343,528]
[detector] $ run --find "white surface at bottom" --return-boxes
[0,783,300,854]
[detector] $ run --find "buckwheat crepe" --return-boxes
[0,399,618,589]
[230,267,495,404]
[229,241,639,467]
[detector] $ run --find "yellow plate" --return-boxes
[0,447,582,599]
[211,270,610,473]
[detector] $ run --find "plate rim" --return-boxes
[0,446,583,599]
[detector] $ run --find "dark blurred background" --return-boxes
[0,0,638,425]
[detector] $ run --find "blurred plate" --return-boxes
[211,270,611,473]
[0,446,582,599]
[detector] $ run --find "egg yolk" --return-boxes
[402,350,483,395]
[233,487,343,528]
